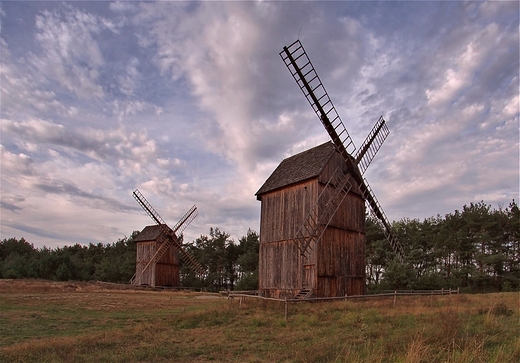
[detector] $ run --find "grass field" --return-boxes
[0,279,518,362]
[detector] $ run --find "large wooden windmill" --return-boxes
[256,40,404,299]
[130,189,205,287]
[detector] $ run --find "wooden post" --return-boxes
[393,291,397,307]
[284,297,288,321]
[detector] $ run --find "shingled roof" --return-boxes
[133,224,164,242]
[255,141,337,199]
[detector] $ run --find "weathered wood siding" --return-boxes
[135,240,180,287]
[258,179,318,298]
[155,244,180,287]
[318,152,347,184]
[259,239,301,299]
[316,227,365,297]
[321,184,365,232]
[315,168,366,297]
[258,150,366,298]
[258,180,318,242]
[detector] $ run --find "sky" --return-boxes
[1,1,518,249]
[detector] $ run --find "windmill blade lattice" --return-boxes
[132,189,206,276]
[281,39,405,266]
[133,188,166,225]
[280,40,356,157]
[355,116,390,175]
[360,179,404,264]
[171,204,198,236]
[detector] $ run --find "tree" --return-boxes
[0,238,37,278]
[182,228,235,291]
[235,229,259,290]
[94,235,137,283]
[365,216,388,289]
[502,200,520,289]
[54,262,72,281]
[382,258,415,290]
[180,228,259,291]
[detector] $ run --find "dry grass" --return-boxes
[1,279,519,362]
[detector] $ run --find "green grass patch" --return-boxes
[0,281,519,362]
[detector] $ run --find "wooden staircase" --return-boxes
[294,289,313,300]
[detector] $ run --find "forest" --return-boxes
[0,200,518,293]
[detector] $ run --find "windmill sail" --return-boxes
[133,188,166,225]
[281,40,404,265]
[355,116,390,175]
[360,179,404,263]
[280,40,356,158]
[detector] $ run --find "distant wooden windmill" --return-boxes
[256,40,404,299]
[130,189,205,287]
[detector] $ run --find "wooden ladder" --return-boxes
[294,289,313,300]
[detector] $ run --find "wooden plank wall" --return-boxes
[258,180,318,298]
[316,152,366,296]
[316,227,365,297]
[258,180,318,242]
[258,152,367,298]
[136,241,156,286]
[327,191,365,232]
[318,152,347,184]
[318,152,364,198]
[259,240,299,288]
[135,241,180,287]
[156,246,180,286]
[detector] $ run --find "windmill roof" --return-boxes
[133,224,164,242]
[255,141,336,199]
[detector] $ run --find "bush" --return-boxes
[235,271,258,291]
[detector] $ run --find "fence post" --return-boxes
[393,291,397,307]
[284,297,288,321]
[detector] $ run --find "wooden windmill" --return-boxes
[130,189,205,287]
[256,40,404,299]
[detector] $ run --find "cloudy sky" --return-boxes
[1,1,518,249]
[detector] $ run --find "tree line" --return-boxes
[366,200,519,293]
[0,228,260,291]
[0,233,139,283]
[1,200,518,293]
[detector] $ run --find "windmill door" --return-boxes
[302,264,315,289]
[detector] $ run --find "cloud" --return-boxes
[0,1,517,248]
[0,145,36,178]
[134,2,371,171]
[0,40,76,120]
[111,99,163,123]
[0,195,24,214]
[109,1,139,14]
[118,57,140,96]
[1,118,164,172]
[34,177,136,213]
[29,4,119,99]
